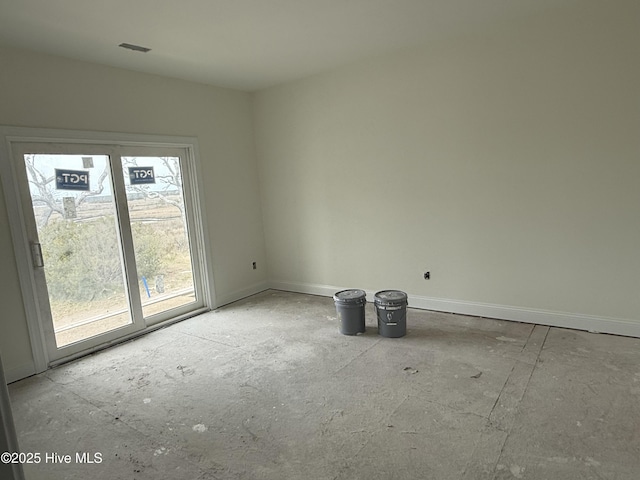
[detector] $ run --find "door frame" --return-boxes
[0,126,216,373]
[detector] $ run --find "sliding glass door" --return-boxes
[11,142,208,362]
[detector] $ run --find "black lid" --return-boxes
[333,289,367,304]
[374,290,408,305]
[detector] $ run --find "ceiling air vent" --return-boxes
[118,43,151,53]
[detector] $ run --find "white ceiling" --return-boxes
[0,0,578,91]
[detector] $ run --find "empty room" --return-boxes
[1,1,639,479]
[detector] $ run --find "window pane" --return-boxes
[25,154,131,347]
[122,156,196,318]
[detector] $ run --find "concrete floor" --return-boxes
[8,290,640,480]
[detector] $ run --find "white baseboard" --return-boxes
[269,280,640,339]
[5,362,36,384]
[214,281,269,308]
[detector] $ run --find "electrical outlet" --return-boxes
[252,261,257,270]
[424,271,430,280]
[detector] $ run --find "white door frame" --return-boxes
[0,126,216,373]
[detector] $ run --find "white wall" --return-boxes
[0,46,267,381]
[254,1,640,334]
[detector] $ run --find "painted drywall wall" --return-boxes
[0,46,267,380]
[254,1,640,332]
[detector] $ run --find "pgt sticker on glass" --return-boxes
[129,167,156,184]
[55,169,90,191]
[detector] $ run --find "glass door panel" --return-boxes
[24,153,132,347]
[122,156,197,318]
[9,138,209,366]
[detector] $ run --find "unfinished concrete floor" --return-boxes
[8,290,640,480]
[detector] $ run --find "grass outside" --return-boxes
[38,196,198,348]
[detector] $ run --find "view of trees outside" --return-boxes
[25,154,196,347]
[122,156,196,318]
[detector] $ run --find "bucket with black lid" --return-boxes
[374,290,408,338]
[333,289,366,335]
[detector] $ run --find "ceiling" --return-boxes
[0,0,578,92]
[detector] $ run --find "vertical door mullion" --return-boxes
[110,151,144,328]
